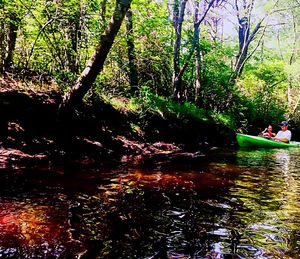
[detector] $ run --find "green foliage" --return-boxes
[210,113,236,130]
[135,87,209,121]
[98,86,235,130]
[129,87,236,129]
[250,61,286,86]
[200,42,235,112]
[95,0,173,96]
[3,0,300,136]
[238,61,288,128]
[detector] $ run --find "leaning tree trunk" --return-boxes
[61,0,132,111]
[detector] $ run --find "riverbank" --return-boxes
[0,77,235,168]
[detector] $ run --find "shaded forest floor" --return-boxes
[0,76,235,168]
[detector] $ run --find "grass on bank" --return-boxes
[100,88,236,130]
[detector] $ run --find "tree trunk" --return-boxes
[194,1,201,105]
[100,0,108,29]
[0,11,5,73]
[171,0,215,102]
[194,0,215,104]
[231,0,276,82]
[67,7,80,73]
[125,9,138,93]
[172,0,188,102]
[287,10,297,106]
[288,78,292,105]
[232,17,262,82]
[4,13,19,69]
[194,27,202,105]
[233,17,250,79]
[61,0,132,111]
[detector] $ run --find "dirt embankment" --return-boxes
[0,77,234,168]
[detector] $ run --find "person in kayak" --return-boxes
[272,121,291,143]
[260,125,275,138]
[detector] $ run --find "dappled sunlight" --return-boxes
[100,169,235,201]
[0,200,68,247]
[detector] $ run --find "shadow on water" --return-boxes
[1,148,300,258]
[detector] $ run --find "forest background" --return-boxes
[1,0,300,160]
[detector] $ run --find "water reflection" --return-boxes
[0,194,70,257]
[1,148,300,257]
[231,148,300,258]
[0,201,64,245]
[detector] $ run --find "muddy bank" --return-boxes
[0,82,234,168]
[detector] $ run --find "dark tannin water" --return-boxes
[1,148,300,258]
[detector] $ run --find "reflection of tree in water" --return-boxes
[275,149,300,257]
[69,169,252,258]
[235,148,278,168]
[231,148,300,257]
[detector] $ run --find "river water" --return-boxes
[0,148,300,258]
